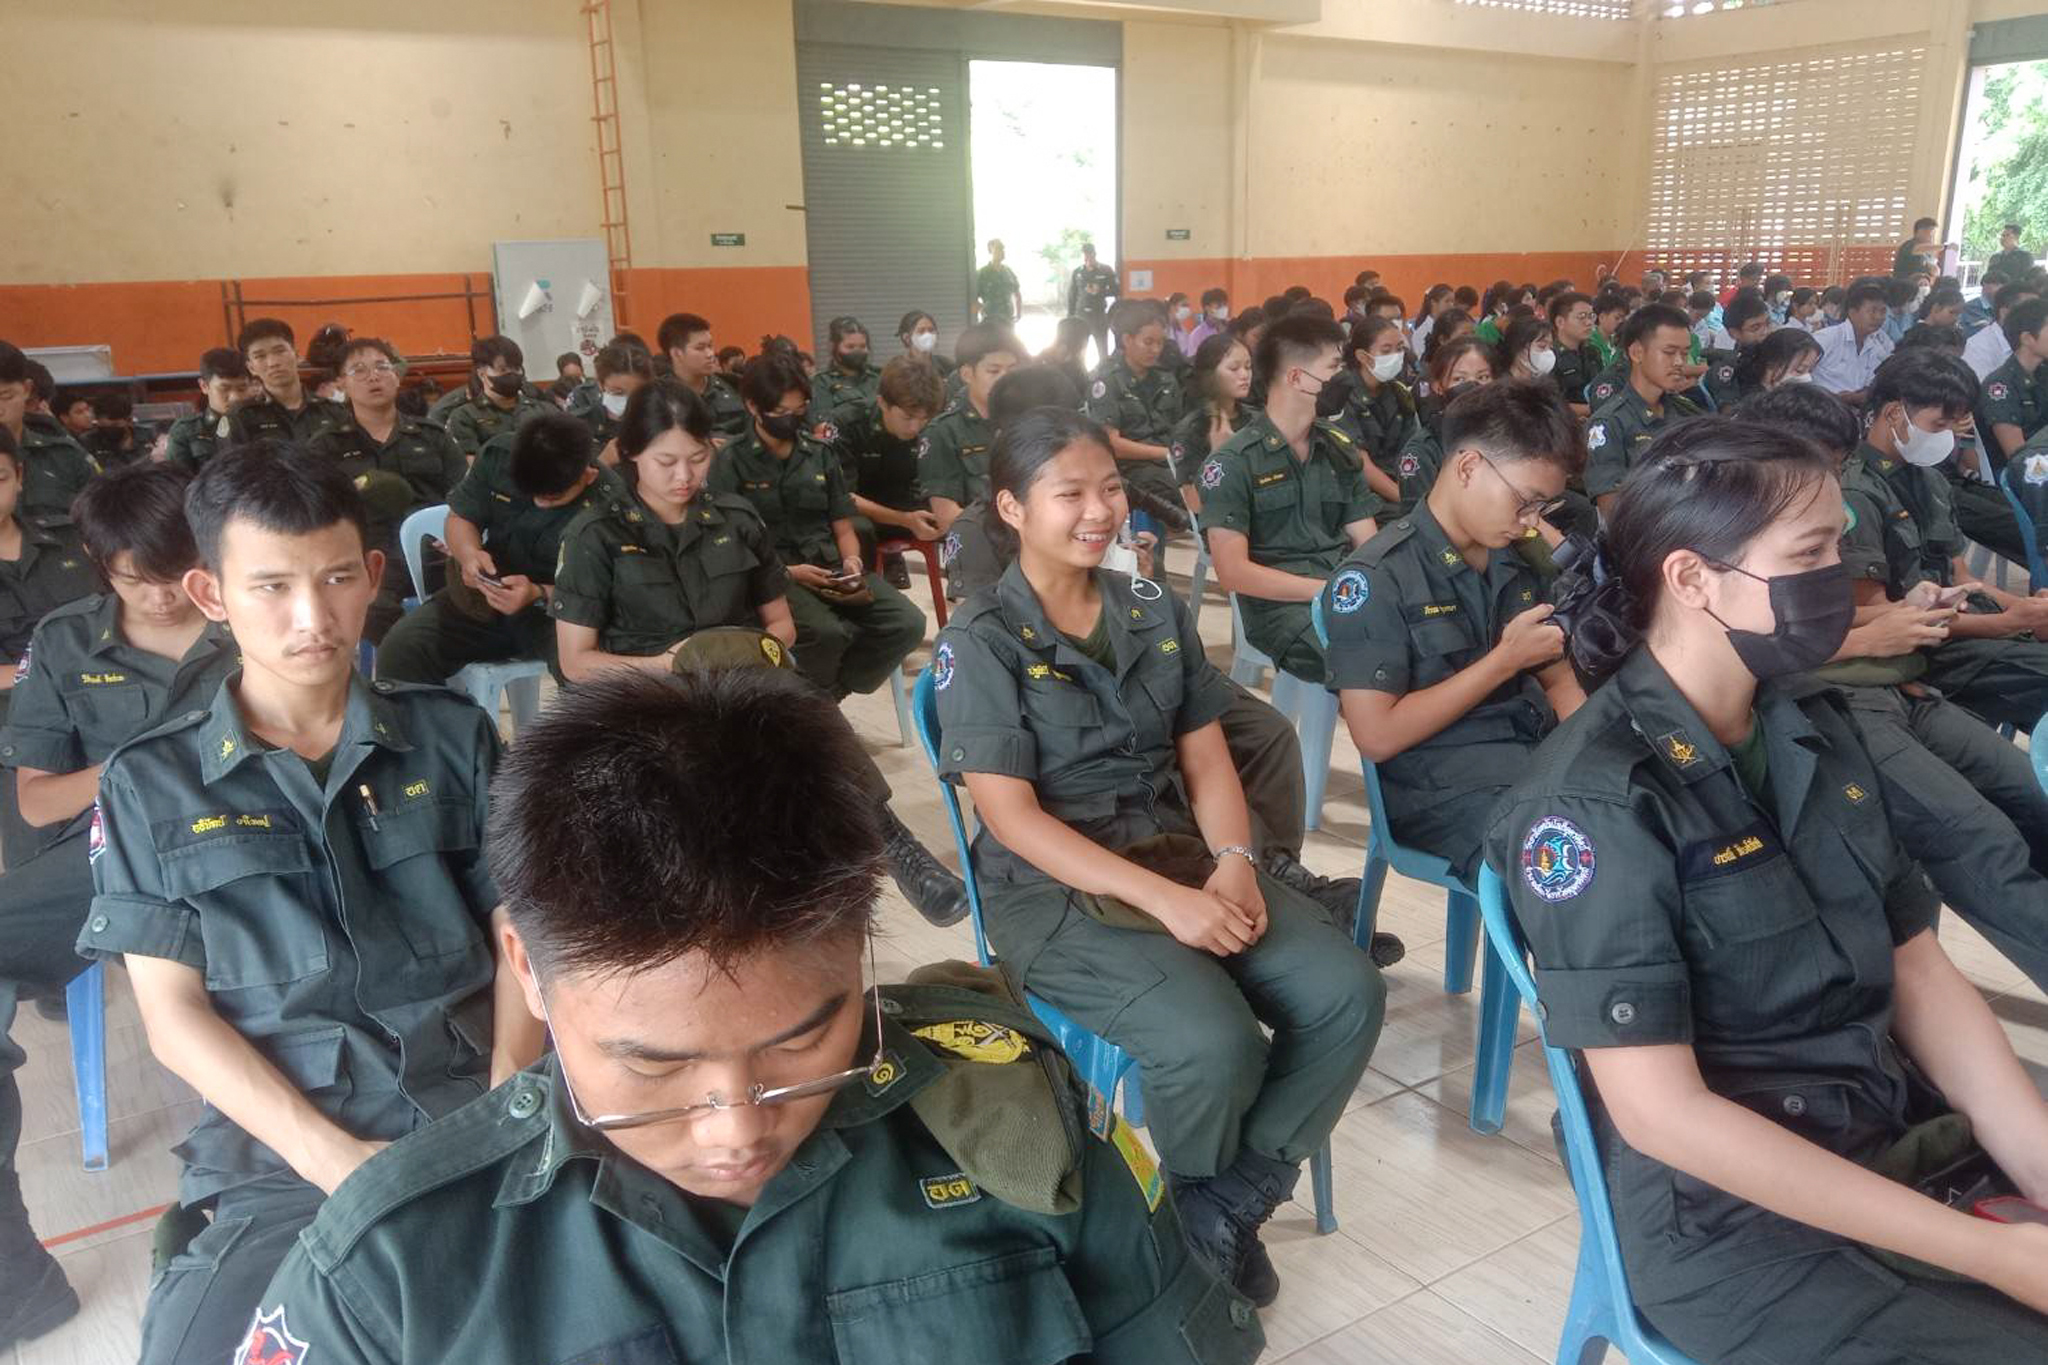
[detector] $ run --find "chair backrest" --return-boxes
[1998,461,2048,593]
[397,503,451,602]
[910,669,994,965]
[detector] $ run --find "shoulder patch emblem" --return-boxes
[1658,730,1700,768]
[1844,782,1870,805]
[1331,567,1370,614]
[1521,814,1596,903]
[940,531,961,566]
[932,640,956,691]
[1990,382,2010,402]
[1130,576,1163,601]
[913,1019,1031,1063]
[1398,453,1421,477]
[234,1306,309,1365]
[2025,454,2048,487]
[88,802,105,862]
[917,435,931,458]
[11,645,28,685]
[1586,424,1608,451]
[1843,500,1859,533]
[1199,460,1225,490]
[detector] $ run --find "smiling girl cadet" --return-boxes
[1490,418,2048,1362]
[933,407,1383,1311]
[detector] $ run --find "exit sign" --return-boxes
[711,232,746,247]
[1166,228,1191,241]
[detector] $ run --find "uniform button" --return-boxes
[951,747,965,763]
[878,997,903,1016]
[507,1087,542,1119]
[89,915,109,934]
[1782,1094,1807,1118]
[1229,1299,1255,1329]
[1609,1001,1637,1026]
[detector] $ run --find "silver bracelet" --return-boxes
[1212,845,1257,867]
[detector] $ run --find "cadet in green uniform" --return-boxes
[1332,316,1416,508]
[710,353,926,698]
[1326,382,1586,880]
[935,408,1384,1306]
[810,315,882,427]
[1893,216,1942,278]
[1172,334,1258,515]
[659,311,751,441]
[1087,300,1186,514]
[164,347,253,473]
[1393,336,1500,519]
[81,448,538,1365]
[225,319,352,450]
[827,355,944,569]
[897,308,955,378]
[920,322,1022,597]
[1547,291,1600,416]
[1202,314,1379,684]
[375,412,622,686]
[1493,422,2048,1362]
[579,338,656,460]
[1069,242,1120,357]
[1983,297,2048,463]
[974,239,1021,326]
[246,666,1261,1365]
[0,465,235,1349]
[1584,303,1703,512]
[0,343,98,528]
[439,334,552,460]
[1990,225,2036,284]
[1739,382,2048,996]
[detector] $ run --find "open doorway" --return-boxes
[968,59,1117,363]
[1948,59,2048,291]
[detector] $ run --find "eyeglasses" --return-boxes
[1475,454,1568,522]
[343,361,399,379]
[538,935,889,1133]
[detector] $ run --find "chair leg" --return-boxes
[1356,853,1392,948]
[890,665,914,749]
[1468,939,1520,1136]
[1310,1142,1338,1234]
[1299,694,1337,833]
[67,963,108,1173]
[1560,1229,1617,1365]
[1443,889,1480,996]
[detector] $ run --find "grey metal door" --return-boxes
[795,42,971,362]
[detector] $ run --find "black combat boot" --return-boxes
[883,808,970,927]
[1263,850,1405,967]
[0,1170,78,1350]
[1168,1147,1300,1308]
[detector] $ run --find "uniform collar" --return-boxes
[993,561,1172,674]
[199,668,414,784]
[1613,648,1828,788]
[1407,499,1515,583]
[1857,441,1903,479]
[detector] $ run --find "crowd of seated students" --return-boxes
[5,224,2048,1361]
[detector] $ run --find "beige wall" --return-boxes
[0,0,600,284]
[1122,21,1237,261]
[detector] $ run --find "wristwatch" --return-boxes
[1212,845,1257,867]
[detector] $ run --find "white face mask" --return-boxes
[602,392,629,418]
[1208,306,1228,321]
[1174,305,1192,322]
[1527,348,1557,377]
[1781,371,1815,386]
[1369,352,1405,383]
[911,332,938,354]
[1773,291,1793,307]
[1895,411,1956,467]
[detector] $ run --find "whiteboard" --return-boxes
[491,238,616,380]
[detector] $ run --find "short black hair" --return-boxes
[23,360,55,404]
[1723,292,1770,334]
[716,345,746,368]
[1734,384,1861,459]
[615,380,713,467]
[508,412,596,499]
[72,463,198,582]
[236,318,295,354]
[1844,280,1890,313]
[0,342,33,387]
[657,312,713,356]
[1253,313,1346,386]
[470,335,523,371]
[199,347,249,383]
[1896,323,1964,356]
[0,426,17,468]
[1866,348,1978,421]
[1343,284,1369,309]
[94,392,134,422]
[340,336,402,372]
[1112,298,1167,339]
[185,441,369,572]
[1440,378,1583,476]
[988,364,1083,430]
[1914,216,1939,232]
[955,321,1022,371]
[1686,289,1716,311]
[2006,223,2024,237]
[53,390,95,418]
[555,351,584,375]
[1620,303,1693,352]
[1200,288,1228,309]
[594,341,654,383]
[737,352,809,413]
[487,668,883,979]
[1547,291,1592,327]
[2004,297,2048,351]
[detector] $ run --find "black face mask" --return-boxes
[485,371,525,398]
[839,350,869,373]
[1306,372,1348,420]
[1704,559,1854,679]
[759,410,806,443]
[1443,381,1482,402]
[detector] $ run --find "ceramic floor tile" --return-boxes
[1277,1286,1548,1364]
[1430,1215,1586,1362]
[16,1227,151,1365]
[16,1023,197,1149]
[1988,988,2048,1090]
[1254,1211,1426,1359]
[1418,1040,1564,1166]
[1364,942,1539,1091]
[1938,914,2031,998]
[18,1102,195,1259]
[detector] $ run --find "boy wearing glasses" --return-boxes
[1323,381,1588,882]
[245,666,1265,1365]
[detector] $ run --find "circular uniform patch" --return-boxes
[1398,453,1421,477]
[1715,365,1734,384]
[817,421,839,444]
[1199,460,1225,490]
[1091,380,1108,400]
[11,644,29,685]
[1330,567,1370,614]
[1521,815,1595,902]
[761,636,785,668]
[917,436,931,457]
[940,531,961,566]
[1990,382,2010,403]
[932,641,956,691]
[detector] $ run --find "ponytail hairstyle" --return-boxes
[1414,284,1453,327]
[1551,417,1836,688]
[1344,315,1403,376]
[986,407,1117,565]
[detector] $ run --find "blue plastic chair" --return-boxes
[911,669,1339,1233]
[1227,595,1340,831]
[66,962,108,1172]
[395,504,547,732]
[1476,868,1703,1365]
[1309,594,1520,1133]
[2030,713,2048,798]
[1998,462,2048,593]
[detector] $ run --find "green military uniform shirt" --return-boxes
[164,408,238,472]
[827,401,924,512]
[1990,246,2036,281]
[1982,355,2048,454]
[1393,421,1443,520]
[80,674,504,1204]
[1086,354,1183,449]
[1583,357,1631,411]
[1332,373,1417,485]
[447,433,626,583]
[1696,347,1743,411]
[1551,342,1601,408]
[1820,445,1934,686]
[550,489,788,657]
[1069,262,1120,318]
[0,520,96,673]
[976,262,1022,323]
[16,416,99,527]
[227,393,353,449]
[1197,412,1377,581]
[246,980,1260,1365]
[811,361,880,428]
[1866,446,1966,590]
[1168,404,1254,489]
[708,429,858,569]
[439,391,554,462]
[917,403,996,508]
[691,373,752,441]
[310,412,468,510]
[1584,385,1698,498]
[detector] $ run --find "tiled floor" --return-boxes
[12,542,2048,1364]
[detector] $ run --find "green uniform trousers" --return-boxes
[140,1172,326,1365]
[1240,598,1328,686]
[1919,636,2048,733]
[373,593,556,687]
[1840,684,2048,994]
[1220,681,1306,860]
[988,874,1383,1179]
[786,578,926,697]
[0,826,93,1179]
[1387,785,1522,886]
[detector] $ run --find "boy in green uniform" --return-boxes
[1991,225,2036,284]
[375,411,622,686]
[165,348,254,473]
[710,354,925,698]
[227,319,352,449]
[1201,314,1379,684]
[80,448,540,1365]
[1547,291,1600,417]
[0,343,98,528]
[440,335,553,460]
[1984,297,2048,463]
[920,323,1022,596]
[1086,299,1185,513]
[246,667,1261,1365]
[1584,303,1702,513]
[0,465,237,1349]
[1069,242,1120,357]
[660,311,751,441]
[829,355,944,572]
[1894,216,1942,278]
[975,239,1022,325]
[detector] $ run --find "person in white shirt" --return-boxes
[1808,281,1894,405]
[1963,284,2039,381]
